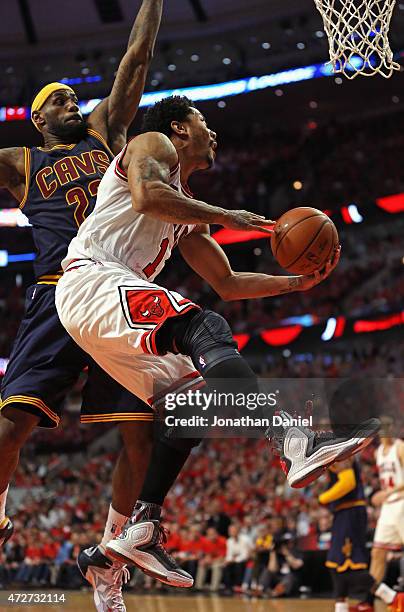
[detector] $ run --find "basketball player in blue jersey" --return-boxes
[319,459,374,612]
[0,2,163,609]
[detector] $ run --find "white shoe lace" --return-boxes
[107,564,130,610]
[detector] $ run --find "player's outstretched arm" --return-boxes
[0,147,26,202]
[125,132,274,229]
[87,0,163,154]
[179,225,340,301]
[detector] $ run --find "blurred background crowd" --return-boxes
[0,436,402,597]
[0,0,403,598]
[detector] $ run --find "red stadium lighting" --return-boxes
[212,226,274,245]
[353,312,404,333]
[233,334,251,350]
[260,325,303,346]
[5,107,27,121]
[376,193,404,213]
[334,316,346,337]
[341,206,354,224]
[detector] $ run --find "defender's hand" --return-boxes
[221,209,275,233]
[299,246,341,291]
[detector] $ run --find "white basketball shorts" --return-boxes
[55,259,204,407]
[373,497,404,550]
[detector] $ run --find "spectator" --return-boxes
[263,533,304,597]
[223,523,253,593]
[195,527,227,592]
[206,499,231,537]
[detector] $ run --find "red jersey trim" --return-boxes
[115,144,129,181]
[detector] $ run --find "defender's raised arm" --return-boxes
[87,0,163,153]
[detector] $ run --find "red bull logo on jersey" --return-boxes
[140,295,165,319]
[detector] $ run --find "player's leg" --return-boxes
[77,364,155,610]
[56,265,380,583]
[105,307,379,583]
[371,516,404,607]
[0,409,39,545]
[103,419,198,587]
[156,307,380,485]
[58,260,379,486]
[0,283,80,547]
[370,546,388,584]
[108,422,154,541]
[331,570,349,612]
[350,533,400,609]
[77,429,152,612]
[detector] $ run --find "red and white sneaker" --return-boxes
[106,502,193,588]
[267,410,380,488]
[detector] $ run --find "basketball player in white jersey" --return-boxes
[55,95,380,587]
[350,418,404,611]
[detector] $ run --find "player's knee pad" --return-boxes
[157,309,239,374]
[175,309,239,373]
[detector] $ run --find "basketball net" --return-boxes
[314,0,401,78]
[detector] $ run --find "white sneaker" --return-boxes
[268,410,380,487]
[77,545,130,611]
[107,520,193,588]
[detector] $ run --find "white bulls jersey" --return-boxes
[62,142,195,281]
[376,440,404,490]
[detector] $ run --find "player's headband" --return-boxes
[31,82,76,130]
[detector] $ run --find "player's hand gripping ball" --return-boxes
[270,207,339,275]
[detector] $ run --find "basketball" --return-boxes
[270,207,339,275]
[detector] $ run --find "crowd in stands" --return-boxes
[0,413,401,595]
[189,107,404,217]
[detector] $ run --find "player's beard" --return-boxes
[47,117,88,142]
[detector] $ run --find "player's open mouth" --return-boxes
[66,115,82,123]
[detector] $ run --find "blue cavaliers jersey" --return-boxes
[19,129,113,279]
[329,459,366,513]
[326,459,368,573]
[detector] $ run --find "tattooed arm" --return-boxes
[88,0,163,154]
[179,226,341,301]
[124,132,339,300]
[125,132,273,229]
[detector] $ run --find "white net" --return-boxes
[314,0,400,78]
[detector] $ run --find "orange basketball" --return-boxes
[270,207,339,275]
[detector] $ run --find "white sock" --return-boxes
[335,602,349,612]
[0,486,9,525]
[99,505,129,552]
[375,582,397,604]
